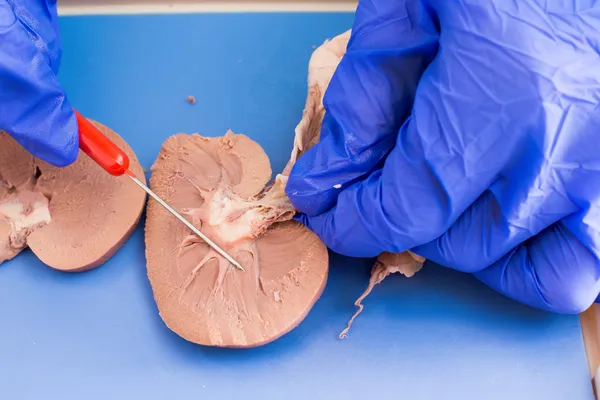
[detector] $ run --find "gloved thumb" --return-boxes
[413,190,600,314]
[0,0,78,167]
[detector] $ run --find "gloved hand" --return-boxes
[0,0,78,167]
[286,0,600,314]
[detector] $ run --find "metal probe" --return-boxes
[126,174,243,270]
[73,109,244,271]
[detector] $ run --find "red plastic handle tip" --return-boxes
[74,109,130,176]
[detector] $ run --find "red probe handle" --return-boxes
[74,109,130,176]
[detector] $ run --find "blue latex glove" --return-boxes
[286,0,600,314]
[0,0,78,166]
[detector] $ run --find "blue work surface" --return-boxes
[0,12,594,400]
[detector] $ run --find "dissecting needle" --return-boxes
[73,109,245,272]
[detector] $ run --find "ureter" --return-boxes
[338,263,388,339]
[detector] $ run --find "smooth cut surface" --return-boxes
[0,13,592,400]
[145,132,327,347]
[0,120,146,271]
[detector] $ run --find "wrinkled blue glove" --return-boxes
[286,0,600,314]
[0,0,78,166]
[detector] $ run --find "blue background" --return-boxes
[0,13,594,400]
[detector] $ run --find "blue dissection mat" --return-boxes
[0,12,594,400]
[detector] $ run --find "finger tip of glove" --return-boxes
[292,211,324,240]
[285,175,342,217]
[293,212,308,226]
[285,172,316,215]
[39,119,80,167]
[37,142,78,167]
[56,142,79,167]
[292,211,344,254]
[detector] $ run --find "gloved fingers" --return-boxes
[412,188,578,273]
[472,222,600,314]
[292,111,479,257]
[0,1,78,167]
[290,0,566,257]
[286,0,439,216]
[292,35,542,259]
